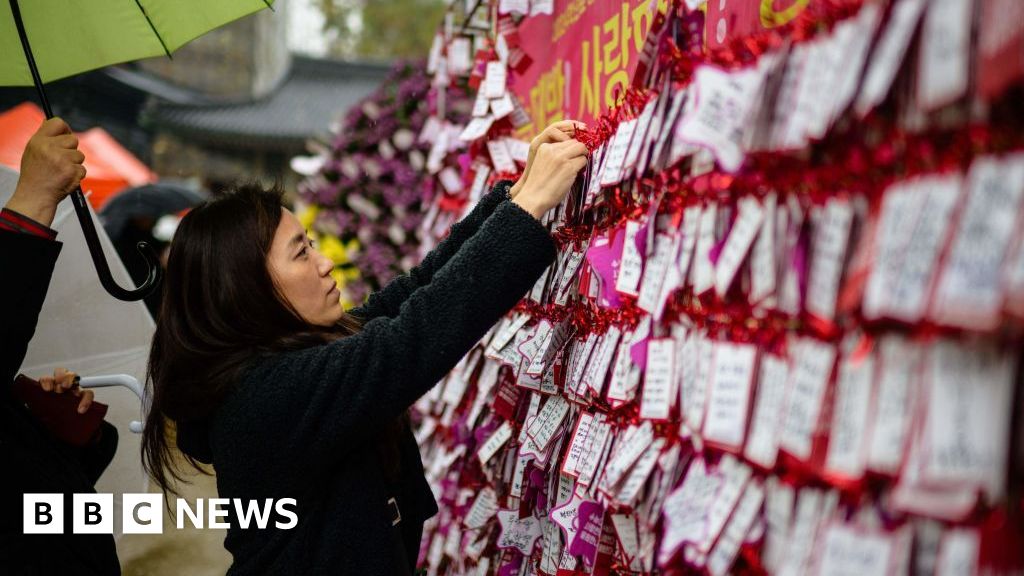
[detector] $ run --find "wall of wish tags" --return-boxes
[411,0,1024,574]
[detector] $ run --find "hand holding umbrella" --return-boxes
[6,117,85,227]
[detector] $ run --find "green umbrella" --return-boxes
[1,0,274,301]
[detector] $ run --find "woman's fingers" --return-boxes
[565,140,589,158]
[532,120,585,149]
[53,368,68,393]
[63,372,78,392]
[542,127,571,143]
[55,368,77,393]
[549,120,586,134]
[76,389,94,414]
[548,139,589,158]
[569,156,589,173]
[34,369,91,411]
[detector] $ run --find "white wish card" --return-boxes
[749,192,778,304]
[683,333,714,431]
[478,421,514,466]
[650,89,688,173]
[600,119,639,187]
[487,138,517,174]
[887,175,962,323]
[707,481,764,576]
[561,412,594,477]
[930,154,1024,330]
[640,339,676,421]
[658,458,720,564]
[464,487,499,529]
[625,97,658,175]
[615,220,645,297]
[583,327,622,395]
[805,198,854,322]
[864,175,962,322]
[935,528,980,576]
[816,523,909,576]
[677,65,764,172]
[701,455,752,553]
[778,337,837,461]
[917,0,973,111]
[855,0,927,117]
[691,202,719,295]
[865,336,921,475]
[638,232,681,315]
[460,115,494,142]
[832,4,883,120]
[921,340,1016,502]
[483,61,508,99]
[744,354,789,469]
[703,341,758,450]
[472,89,491,117]
[491,92,515,120]
[606,336,640,404]
[824,339,876,480]
[715,196,764,297]
[526,395,571,452]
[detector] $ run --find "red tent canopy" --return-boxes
[0,102,156,210]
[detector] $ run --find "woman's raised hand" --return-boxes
[512,125,589,219]
[510,120,586,200]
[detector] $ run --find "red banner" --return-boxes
[510,0,668,137]
[509,0,815,137]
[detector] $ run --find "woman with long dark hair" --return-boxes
[142,121,588,575]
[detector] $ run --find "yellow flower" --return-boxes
[297,204,319,230]
[330,268,347,289]
[319,234,348,265]
[344,238,361,261]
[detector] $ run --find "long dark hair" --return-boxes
[142,182,365,496]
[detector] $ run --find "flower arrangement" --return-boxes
[296,60,471,307]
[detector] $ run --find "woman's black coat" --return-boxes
[177,182,556,575]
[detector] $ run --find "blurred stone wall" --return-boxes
[137,5,290,102]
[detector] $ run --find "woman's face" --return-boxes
[267,208,344,327]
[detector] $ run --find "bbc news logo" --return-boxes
[23,494,298,534]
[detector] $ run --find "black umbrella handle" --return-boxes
[10,0,162,302]
[71,188,162,301]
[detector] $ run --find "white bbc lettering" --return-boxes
[208,498,231,529]
[123,493,163,534]
[72,493,114,534]
[177,497,204,529]
[275,498,298,529]
[233,498,274,529]
[23,494,63,534]
[23,495,298,533]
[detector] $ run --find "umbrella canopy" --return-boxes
[0,102,157,210]
[0,0,275,301]
[0,0,273,85]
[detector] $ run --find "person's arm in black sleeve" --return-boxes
[0,228,62,394]
[235,200,554,465]
[0,117,86,392]
[350,180,515,321]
